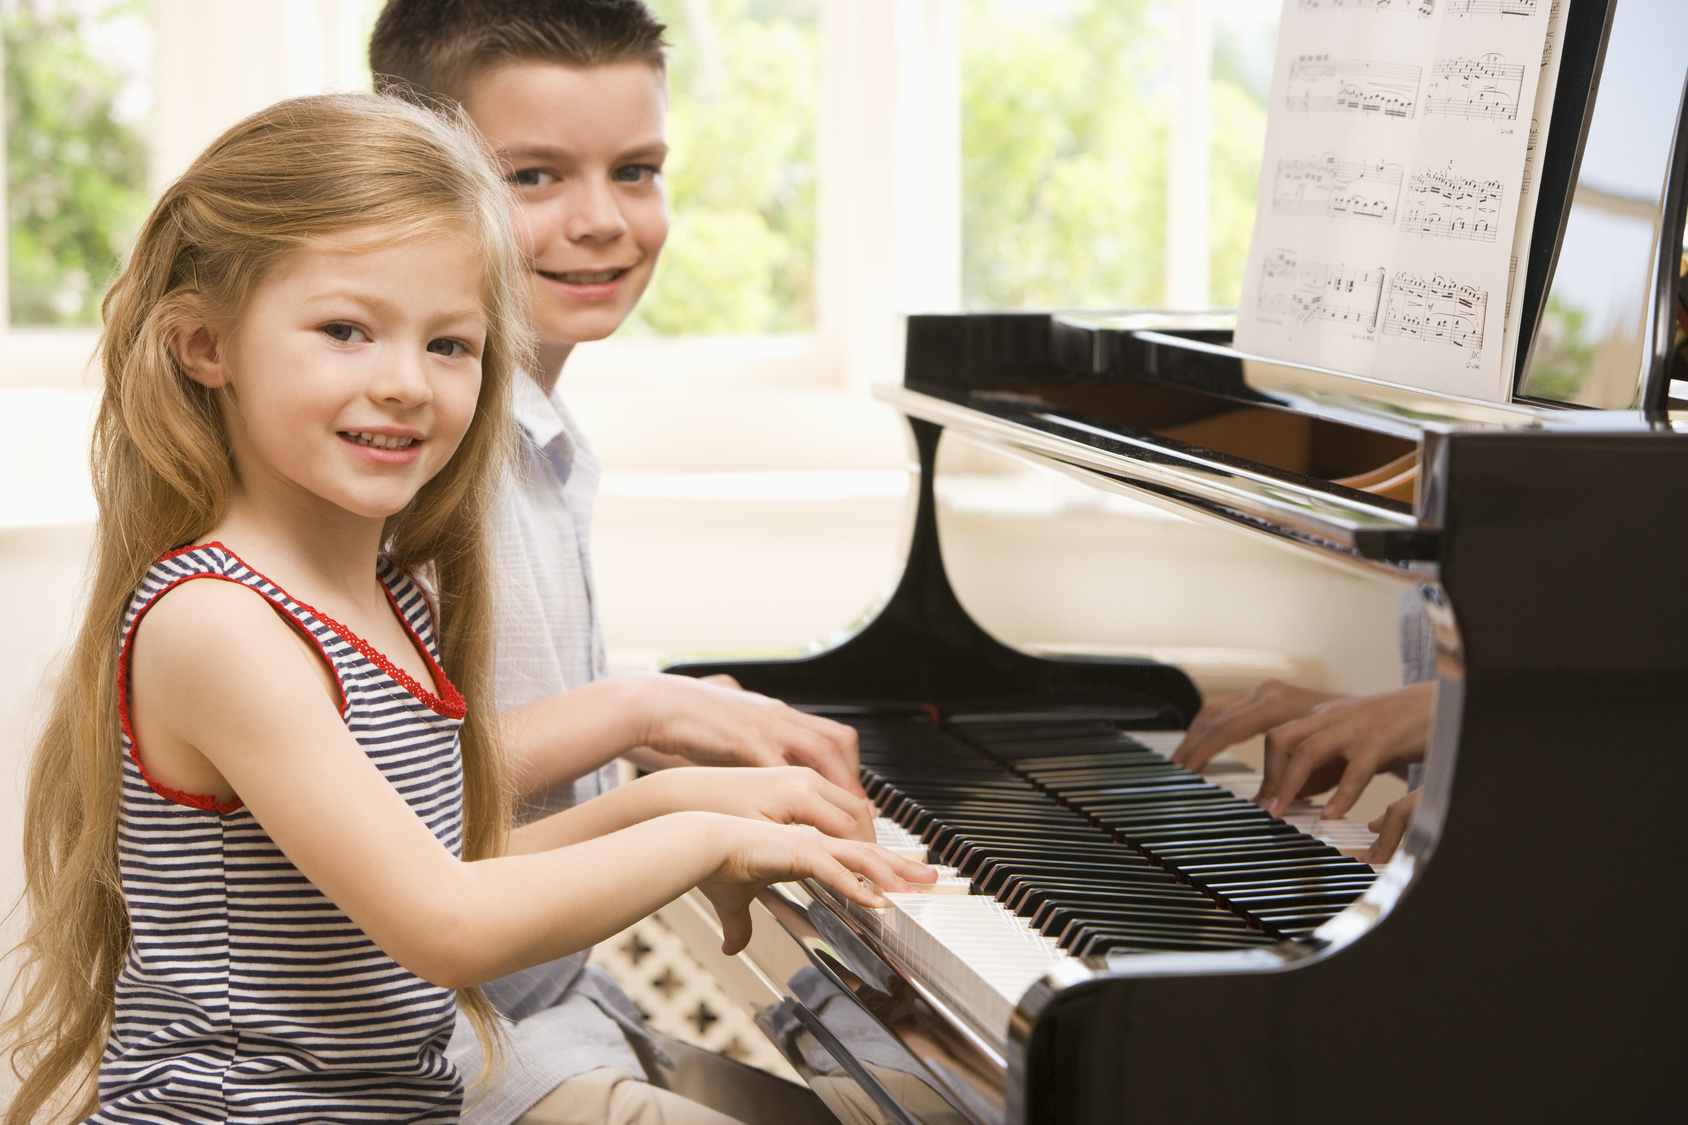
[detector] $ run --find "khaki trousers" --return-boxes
[514,1032,839,1125]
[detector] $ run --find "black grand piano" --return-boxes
[663,1,1688,1120]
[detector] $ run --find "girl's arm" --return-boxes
[129,581,929,988]
[499,672,864,797]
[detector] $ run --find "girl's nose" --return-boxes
[370,349,433,407]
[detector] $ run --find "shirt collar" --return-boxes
[511,370,573,459]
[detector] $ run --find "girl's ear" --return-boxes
[171,318,231,389]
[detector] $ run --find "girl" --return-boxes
[2,94,927,1124]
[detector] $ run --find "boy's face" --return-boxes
[465,61,669,349]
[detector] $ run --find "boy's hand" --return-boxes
[629,672,864,795]
[1172,679,1343,773]
[641,766,875,841]
[698,821,934,954]
[1253,683,1434,819]
[1362,788,1421,863]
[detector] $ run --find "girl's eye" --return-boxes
[613,164,659,185]
[322,322,366,343]
[510,168,556,189]
[427,338,469,357]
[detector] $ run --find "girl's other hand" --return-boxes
[646,766,875,842]
[697,821,935,954]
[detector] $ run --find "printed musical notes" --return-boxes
[1382,271,1488,350]
[1424,54,1525,120]
[1287,56,1422,118]
[1447,0,1537,16]
[1299,0,1434,14]
[1235,0,1553,399]
[1257,252,1387,331]
[1401,164,1503,241]
[1273,155,1404,223]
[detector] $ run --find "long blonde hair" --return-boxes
[3,93,531,1123]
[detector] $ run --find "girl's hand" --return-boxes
[697,821,935,954]
[642,766,875,842]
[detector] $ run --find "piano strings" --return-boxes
[1286,56,1421,119]
[1424,54,1526,121]
[1273,155,1404,224]
[1401,164,1504,242]
[1382,270,1488,349]
[1256,251,1387,331]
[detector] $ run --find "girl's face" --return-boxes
[198,228,488,523]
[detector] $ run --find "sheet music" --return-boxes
[1495,0,1569,389]
[1236,0,1556,400]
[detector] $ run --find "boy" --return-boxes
[370,3,856,1123]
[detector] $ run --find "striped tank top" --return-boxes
[95,543,467,1123]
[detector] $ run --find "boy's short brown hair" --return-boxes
[370,0,668,105]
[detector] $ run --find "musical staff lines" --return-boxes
[1424,54,1525,120]
[1401,164,1503,241]
[1257,251,1387,331]
[1298,0,1434,14]
[1382,271,1488,349]
[1447,0,1537,15]
[1521,117,1539,193]
[1273,155,1404,224]
[1286,56,1421,119]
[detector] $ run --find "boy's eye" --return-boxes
[322,322,367,343]
[510,168,556,189]
[427,338,469,357]
[613,164,660,185]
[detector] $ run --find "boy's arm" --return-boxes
[129,581,928,987]
[500,671,863,796]
[505,765,875,853]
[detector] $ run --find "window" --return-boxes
[635,0,820,337]
[960,0,1276,311]
[3,0,152,327]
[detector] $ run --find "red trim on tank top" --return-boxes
[168,542,466,718]
[116,571,351,814]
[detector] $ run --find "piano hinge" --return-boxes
[1353,528,1441,562]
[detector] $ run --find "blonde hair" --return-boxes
[2,93,531,1123]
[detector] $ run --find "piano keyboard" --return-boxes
[818,713,1381,1048]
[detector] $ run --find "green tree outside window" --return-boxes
[4,0,150,327]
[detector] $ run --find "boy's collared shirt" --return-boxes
[446,372,649,1125]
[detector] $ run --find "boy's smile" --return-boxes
[465,61,669,370]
